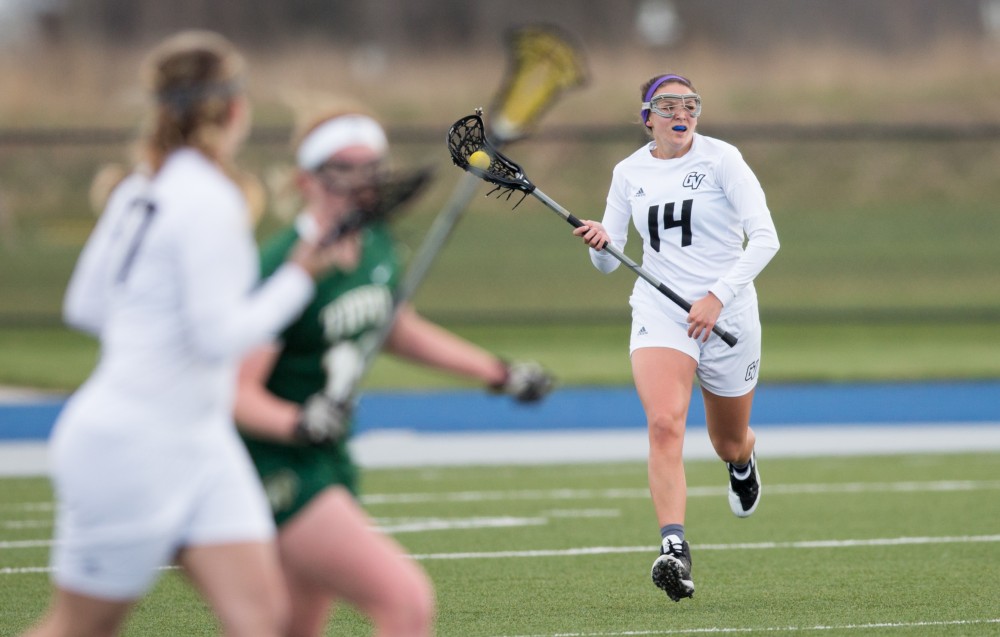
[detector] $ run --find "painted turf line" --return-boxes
[2,519,51,530]
[360,479,1000,505]
[7,533,999,555]
[409,534,1000,560]
[373,510,620,534]
[0,539,52,550]
[492,617,1000,636]
[0,502,53,512]
[4,480,998,512]
[4,534,999,575]
[376,516,548,534]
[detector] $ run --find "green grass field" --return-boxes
[2,321,999,393]
[3,453,999,636]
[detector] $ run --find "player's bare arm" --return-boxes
[235,344,301,441]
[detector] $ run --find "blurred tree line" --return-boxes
[44,0,992,51]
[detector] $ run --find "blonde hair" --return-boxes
[139,30,245,172]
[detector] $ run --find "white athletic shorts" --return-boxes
[48,410,274,600]
[629,295,762,397]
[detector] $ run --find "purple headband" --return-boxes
[640,74,690,123]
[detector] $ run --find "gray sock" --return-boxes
[660,524,684,543]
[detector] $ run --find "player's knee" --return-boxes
[403,586,436,637]
[372,567,436,636]
[715,446,742,464]
[711,436,749,464]
[647,410,686,449]
[43,592,130,637]
[402,572,436,635]
[218,587,289,637]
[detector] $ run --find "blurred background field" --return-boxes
[2,6,1000,637]
[1,0,999,390]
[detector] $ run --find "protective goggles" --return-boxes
[314,159,385,193]
[641,93,702,120]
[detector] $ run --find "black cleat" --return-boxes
[727,450,761,517]
[651,535,694,602]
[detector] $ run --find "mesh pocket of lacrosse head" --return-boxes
[324,167,435,246]
[447,114,534,206]
[447,115,487,169]
[355,167,434,222]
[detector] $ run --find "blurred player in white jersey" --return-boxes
[573,73,780,602]
[20,31,349,637]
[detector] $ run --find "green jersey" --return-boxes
[242,219,400,525]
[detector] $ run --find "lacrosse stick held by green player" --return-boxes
[318,166,434,247]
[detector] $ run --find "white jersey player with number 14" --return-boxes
[572,73,779,604]
[595,132,778,325]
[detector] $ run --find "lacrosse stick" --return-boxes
[447,113,739,348]
[319,166,434,246]
[349,24,589,392]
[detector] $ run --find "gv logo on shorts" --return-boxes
[745,359,759,382]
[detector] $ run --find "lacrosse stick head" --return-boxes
[447,113,535,207]
[356,165,434,219]
[321,166,434,245]
[489,24,588,143]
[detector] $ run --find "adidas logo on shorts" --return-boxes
[637,326,648,336]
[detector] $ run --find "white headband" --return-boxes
[296,114,388,170]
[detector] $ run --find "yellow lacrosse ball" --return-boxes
[468,150,491,170]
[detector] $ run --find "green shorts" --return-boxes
[242,436,359,527]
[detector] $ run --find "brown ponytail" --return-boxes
[139,30,245,173]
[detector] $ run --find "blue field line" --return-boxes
[2,380,999,441]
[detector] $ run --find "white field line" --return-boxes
[0,502,54,512]
[4,479,998,510]
[359,479,1000,505]
[4,534,999,576]
[543,509,621,518]
[376,516,549,534]
[0,539,51,549]
[3,478,998,518]
[373,510,620,534]
[408,534,1000,560]
[493,617,1000,636]
[2,519,51,529]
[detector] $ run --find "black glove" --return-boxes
[293,393,352,446]
[489,360,555,403]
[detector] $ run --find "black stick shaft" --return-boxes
[355,131,521,390]
[533,188,738,348]
[318,209,365,247]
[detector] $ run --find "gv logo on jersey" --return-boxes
[683,172,706,190]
